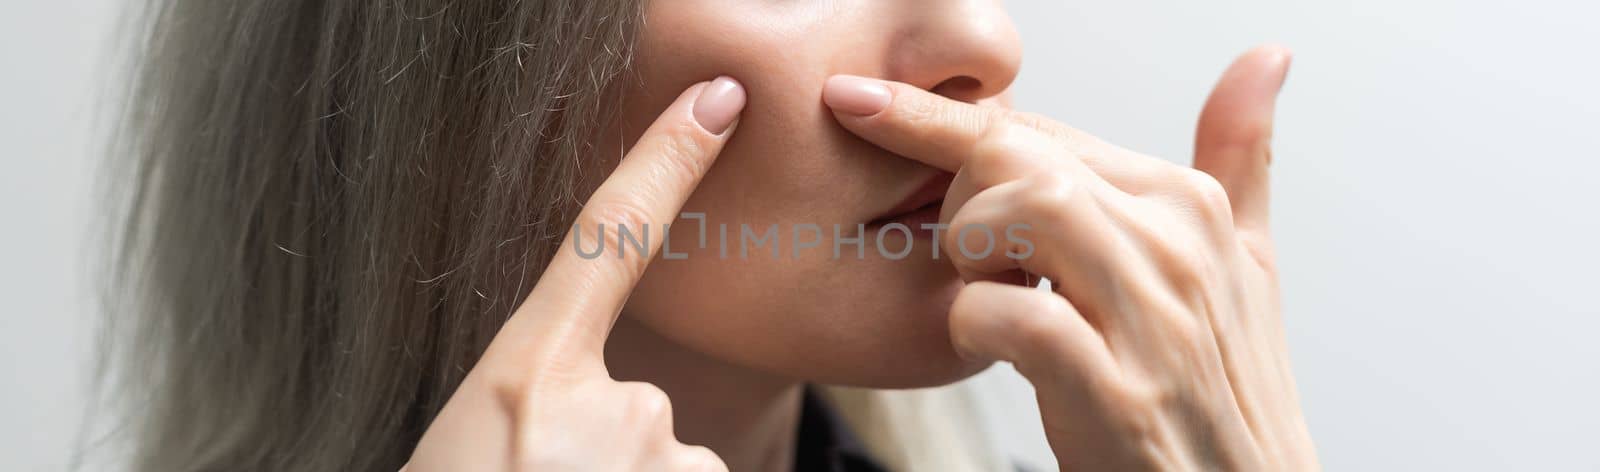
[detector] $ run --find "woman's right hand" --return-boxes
[403,77,746,472]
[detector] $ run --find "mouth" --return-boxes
[867,172,955,238]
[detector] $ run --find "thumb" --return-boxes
[1193,45,1292,238]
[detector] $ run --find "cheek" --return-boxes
[629,9,837,181]
[620,7,865,247]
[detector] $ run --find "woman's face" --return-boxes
[608,0,1022,388]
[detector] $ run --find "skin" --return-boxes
[407,1,1317,470]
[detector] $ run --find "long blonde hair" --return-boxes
[96,1,1003,470]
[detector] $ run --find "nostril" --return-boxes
[930,76,985,104]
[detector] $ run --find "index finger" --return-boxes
[497,77,746,363]
[821,75,1169,190]
[822,75,998,172]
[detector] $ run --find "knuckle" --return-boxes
[974,108,1019,144]
[649,122,715,184]
[1006,111,1061,137]
[888,90,975,143]
[619,382,674,429]
[575,197,657,273]
[973,112,1025,156]
[969,131,1027,187]
[1017,173,1081,221]
[895,92,943,128]
[1146,231,1209,284]
[1175,168,1234,223]
[579,197,655,236]
[969,116,1061,188]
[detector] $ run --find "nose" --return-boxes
[886,0,1023,104]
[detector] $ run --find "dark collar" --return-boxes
[793,387,890,472]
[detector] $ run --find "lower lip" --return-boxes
[868,202,943,239]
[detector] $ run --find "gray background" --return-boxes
[4,0,1597,470]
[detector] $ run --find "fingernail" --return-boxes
[692,76,746,135]
[823,75,892,116]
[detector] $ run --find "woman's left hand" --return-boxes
[824,46,1318,471]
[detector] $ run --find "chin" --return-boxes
[629,239,994,389]
[819,346,996,390]
[789,267,995,389]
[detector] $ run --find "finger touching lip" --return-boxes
[870,172,954,225]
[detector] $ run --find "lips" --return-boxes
[868,172,955,233]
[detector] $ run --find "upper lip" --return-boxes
[870,172,955,224]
